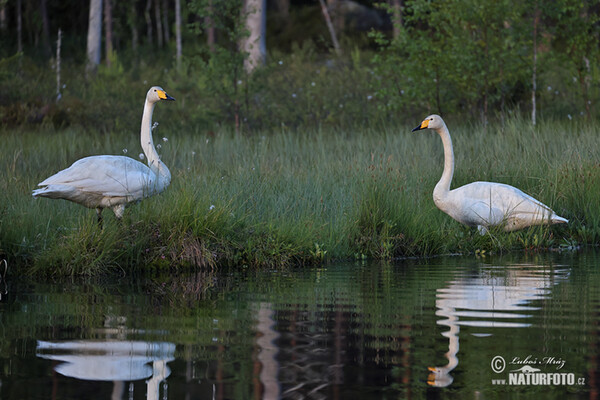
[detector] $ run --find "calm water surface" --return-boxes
[1,250,599,399]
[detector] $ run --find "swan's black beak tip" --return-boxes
[165,94,175,101]
[411,125,422,132]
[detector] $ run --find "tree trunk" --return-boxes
[104,0,113,66]
[532,6,539,126]
[56,28,62,102]
[17,0,23,53]
[391,0,403,39]
[327,0,343,35]
[162,0,170,44]
[40,0,52,58]
[154,0,163,48]
[319,0,341,55]
[205,0,215,52]
[175,0,182,66]
[86,0,103,77]
[241,0,267,73]
[129,3,138,53]
[581,56,591,120]
[0,3,6,31]
[145,0,153,45]
[274,0,289,20]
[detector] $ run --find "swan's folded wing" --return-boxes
[37,155,154,198]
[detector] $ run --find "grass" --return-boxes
[0,115,595,276]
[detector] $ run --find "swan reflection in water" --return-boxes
[427,264,570,387]
[36,340,175,400]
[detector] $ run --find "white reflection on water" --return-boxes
[427,264,570,388]
[36,340,175,400]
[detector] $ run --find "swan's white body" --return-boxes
[412,114,568,234]
[33,86,174,221]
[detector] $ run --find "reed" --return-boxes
[0,116,594,275]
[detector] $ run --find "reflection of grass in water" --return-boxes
[0,116,593,275]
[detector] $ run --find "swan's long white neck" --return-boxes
[433,121,454,202]
[140,98,170,183]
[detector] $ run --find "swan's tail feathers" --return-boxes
[32,185,76,199]
[551,215,568,225]
[32,187,46,197]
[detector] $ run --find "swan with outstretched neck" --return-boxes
[33,86,175,223]
[412,114,568,234]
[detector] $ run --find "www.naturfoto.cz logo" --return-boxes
[490,355,585,386]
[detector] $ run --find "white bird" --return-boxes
[33,86,175,224]
[412,114,568,234]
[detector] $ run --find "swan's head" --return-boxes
[412,114,445,132]
[147,86,175,104]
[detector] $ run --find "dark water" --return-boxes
[1,250,599,399]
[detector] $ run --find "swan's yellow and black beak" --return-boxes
[412,119,429,132]
[158,90,175,101]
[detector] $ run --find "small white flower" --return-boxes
[547,86,552,91]
[292,93,297,98]
[401,90,405,95]
[568,114,572,120]
[62,83,66,89]
[206,139,209,144]
[144,80,148,84]
[311,82,316,87]
[278,60,283,65]
[191,151,196,156]
[162,137,168,142]
[237,80,243,85]
[152,122,159,131]
[209,205,215,210]
[339,104,343,108]
[139,153,145,160]
[367,95,373,100]
[122,148,128,154]
[157,144,162,149]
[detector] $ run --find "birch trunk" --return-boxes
[86,0,103,76]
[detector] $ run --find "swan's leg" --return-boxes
[96,207,103,228]
[112,204,126,220]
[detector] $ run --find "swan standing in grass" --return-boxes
[33,86,175,223]
[412,114,568,234]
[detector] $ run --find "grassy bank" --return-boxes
[0,116,595,275]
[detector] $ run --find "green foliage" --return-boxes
[371,0,531,120]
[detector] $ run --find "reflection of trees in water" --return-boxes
[270,305,413,400]
[276,307,345,400]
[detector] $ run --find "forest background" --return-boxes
[1,0,599,132]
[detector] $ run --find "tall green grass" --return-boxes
[0,116,595,275]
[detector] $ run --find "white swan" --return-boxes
[412,114,568,234]
[33,86,175,223]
